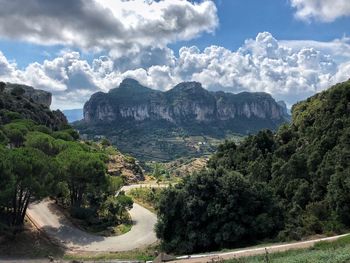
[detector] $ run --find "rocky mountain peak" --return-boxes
[120,78,142,87]
[109,78,154,96]
[173,81,212,95]
[2,82,52,107]
[83,79,290,129]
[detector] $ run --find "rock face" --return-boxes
[0,82,67,129]
[3,83,52,107]
[277,100,289,116]
[84,78,288,125]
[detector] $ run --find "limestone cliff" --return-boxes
[84,78,288,125]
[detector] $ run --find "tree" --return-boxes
[0,130,8,145]
[156,169,282,254]
[4,127,25,147]
[56,148,107,208]
[0,82,5,93]
[5,147,54,226]
[100,193,133,224]
[25,131,59,156]
[0,147,14,218]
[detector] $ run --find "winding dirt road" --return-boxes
[26,185,159,252]
[25,184,349,260]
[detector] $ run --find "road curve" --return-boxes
[27,185,159,252]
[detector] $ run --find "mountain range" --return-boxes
[75,79,289,161]
[83,78,288,127]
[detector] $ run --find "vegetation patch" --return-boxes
[226,235,350,263]
[128,187,164,213]
[64,245,159,261]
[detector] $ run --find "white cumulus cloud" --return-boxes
[290,0,350,22]
[0,32,349,109]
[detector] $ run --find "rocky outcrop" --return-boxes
[0,81,67,129]
[84,78,289,125]
[108,153,144,183]
[3,83,52,107]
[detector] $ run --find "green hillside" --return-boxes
[0,84,132,236]
[156,80,350,254]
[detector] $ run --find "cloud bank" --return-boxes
[290,0,350,22]
[1,32,349,109]
[0,0,218,57]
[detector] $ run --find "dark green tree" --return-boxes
[156,169,282,253]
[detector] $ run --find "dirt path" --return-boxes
[173,234,349,263]
[26,192,157,252]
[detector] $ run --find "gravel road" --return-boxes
[27,191,157,252]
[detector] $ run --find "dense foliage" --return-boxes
[156,80,350,253]
[0,103,132,234]
[156,169,282,253]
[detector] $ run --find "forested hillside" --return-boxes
[156,80,350,254]
[0,84,132,234]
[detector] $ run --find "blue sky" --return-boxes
[175,0,350,49]
[0,0,349,109]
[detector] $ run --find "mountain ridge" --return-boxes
[83,78,289,125]
[76,79,289,161]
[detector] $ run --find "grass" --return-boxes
[63,245,159,261]
[226,235,350,263]
[114,223,132,235]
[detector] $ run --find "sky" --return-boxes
[0,0,349,110]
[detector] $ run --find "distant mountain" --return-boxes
[75,79,289,161]
[83,78,288,126]
[63,109,83,123]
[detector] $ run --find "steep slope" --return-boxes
[77,79,289,161]
[0,81,67,129]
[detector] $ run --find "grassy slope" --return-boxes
[227,235,350,263]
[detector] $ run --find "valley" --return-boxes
[1,80,350,263]
[1,1,350,262]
